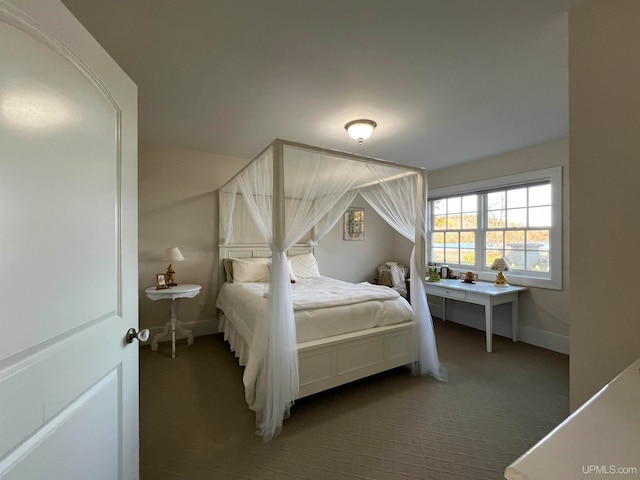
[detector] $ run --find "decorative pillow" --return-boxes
[288,259,298,283]
[231,257,271,282]
[222,258,234,283]
[267,258,297,283]
[289,252,320,278]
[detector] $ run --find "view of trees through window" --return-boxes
[430,183,551,273]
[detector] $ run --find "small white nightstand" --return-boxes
[145,284,201,358]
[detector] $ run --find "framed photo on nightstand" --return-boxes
[155,274,169,290]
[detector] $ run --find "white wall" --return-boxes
[138,145,248,334]
[426,139,570,353]
[569,0,640,410]
[315,194,413,283]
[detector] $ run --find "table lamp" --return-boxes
[164,247,184,286]
[490,257,509,286]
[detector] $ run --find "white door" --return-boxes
[0,1,139,479]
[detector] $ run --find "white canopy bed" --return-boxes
[217,139,447,441]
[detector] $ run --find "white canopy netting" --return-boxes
[218,139,447,441]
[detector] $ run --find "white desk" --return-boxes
[505,358,640,479]
[145,284,201,358]
[424,279,527,352]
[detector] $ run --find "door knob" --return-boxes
[126,328,150,343]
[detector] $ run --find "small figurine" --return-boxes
[165,263,177,286]
[490,257,509,286]
[463,271,476,284]
[495,271,508,286]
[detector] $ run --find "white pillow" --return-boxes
[231,257,271,282]
[289,253,320,278]
[267,258,297,283]
[287,259,298,283]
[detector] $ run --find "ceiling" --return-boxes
[61,0,577,170]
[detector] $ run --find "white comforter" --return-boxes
[284,276,400,309]
[216,276,413,345]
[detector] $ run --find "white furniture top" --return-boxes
[425,278,527,296]
[425,278,527,353]
[145,284,202,301]
[505,358,640,479]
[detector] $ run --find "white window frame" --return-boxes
[427,167,562,290]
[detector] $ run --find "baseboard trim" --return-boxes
[517,325,569,355]
[145,310,570,355]
[142,318,218,345]
[428,302,569,355]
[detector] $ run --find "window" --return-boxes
[428,167,562,289]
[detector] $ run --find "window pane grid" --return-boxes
[430,182,552,276]
[429,194,478,267]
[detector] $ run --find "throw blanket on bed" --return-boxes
[266,276,401,310]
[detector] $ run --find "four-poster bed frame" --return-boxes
[216,139,444,439]
[218,244,418,399]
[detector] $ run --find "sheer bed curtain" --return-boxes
[224,144,371,440]
[359,166,447,381]
[311,190,358,243]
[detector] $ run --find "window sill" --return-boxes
[475,271,562,290]
[433,267,562,290]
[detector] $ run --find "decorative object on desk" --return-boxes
[427,267,441,282]
[155,273,168,290]
[462,271,477,284]
[495,271,509,286]
[163,246,185,286]
[440,265,450,280]
[490,257,510,286]
[343,207,364,241]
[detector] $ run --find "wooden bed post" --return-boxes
[415,170,427,281]
[272,140,285,247]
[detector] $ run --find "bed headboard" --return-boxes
[218,244,314,285]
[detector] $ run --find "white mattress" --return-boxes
[215,276,414,344]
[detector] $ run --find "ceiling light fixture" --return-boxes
[345,119,377,144]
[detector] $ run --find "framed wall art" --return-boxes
[343,207,364,241]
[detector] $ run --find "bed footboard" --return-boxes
[296,321,418,399]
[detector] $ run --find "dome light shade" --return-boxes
[345,119,377,144]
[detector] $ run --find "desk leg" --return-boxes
[512,297,518,343]
[485,303,493,353]
[442,297,447,321]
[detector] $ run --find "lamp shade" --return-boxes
[490,258,509,271]
[164,247,185,262]
[345,119,377,144]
